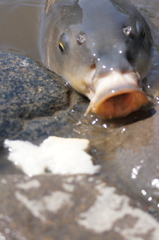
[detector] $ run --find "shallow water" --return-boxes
[0,0,44,61]
[1,0,159,219]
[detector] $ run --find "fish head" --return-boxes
[43,0,153,118]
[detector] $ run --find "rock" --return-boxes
[0,175,158,240]
[0,53,70,118]
[0,52,75,143]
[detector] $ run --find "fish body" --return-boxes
[41,0,153,118]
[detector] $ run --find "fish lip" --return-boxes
[86,71,148,119]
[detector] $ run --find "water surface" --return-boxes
[0,0,44,61]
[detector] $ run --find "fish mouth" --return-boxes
[86,72,148,119]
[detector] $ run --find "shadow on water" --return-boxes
[103,102,156,128]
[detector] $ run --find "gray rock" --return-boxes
[0,52,74,143]
[0,53,70,118]
[0,175,158,240]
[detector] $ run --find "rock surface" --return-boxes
[0,175,159,240]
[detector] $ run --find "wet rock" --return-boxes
[0,52,76,143]
[0,53,70,118]
[0,175,158,240]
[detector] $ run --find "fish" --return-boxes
[40,0,153,118]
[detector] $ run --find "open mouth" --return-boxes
[86,72,148,119]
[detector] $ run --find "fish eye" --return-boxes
[58,41,65,52]
[123,26,132,36]
[58,33,69,54]
[136,21,145,38]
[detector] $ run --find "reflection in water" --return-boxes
[131,160,143,179]
[152,178,159,188]
[141,189,147,196]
